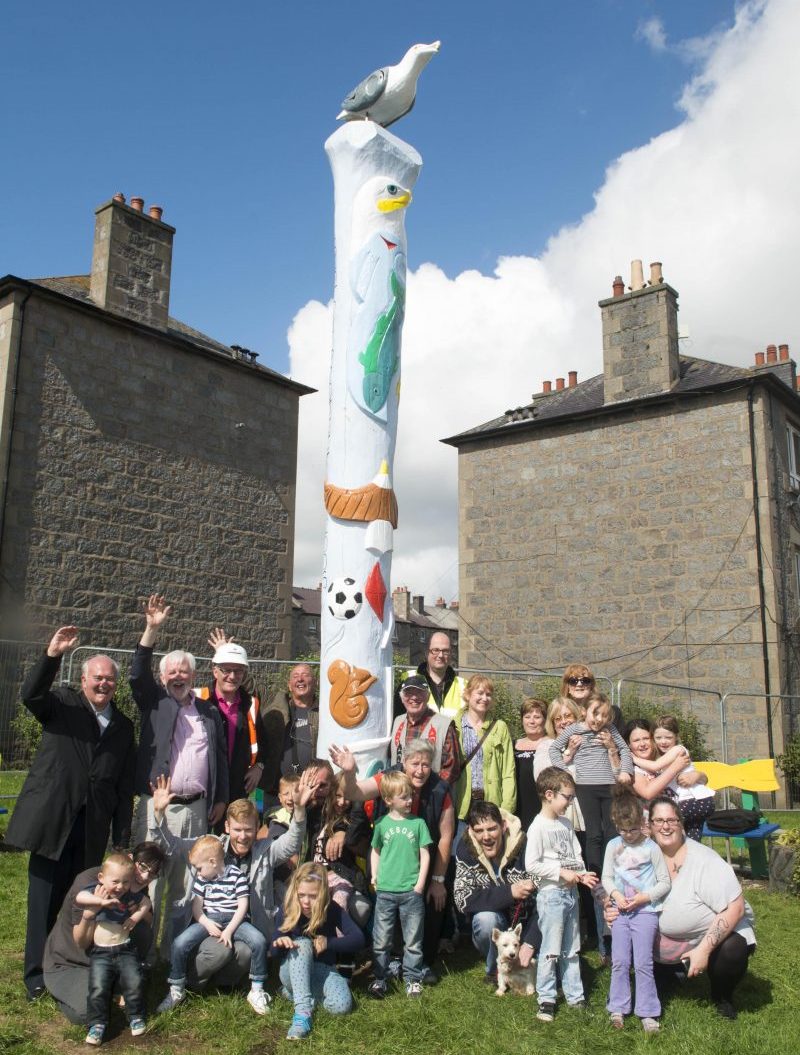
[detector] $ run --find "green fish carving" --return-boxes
[359,268,405,412]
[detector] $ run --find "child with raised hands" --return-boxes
[272,863,364,1040]
[75,852,152,1045]
[602,788,671,1033]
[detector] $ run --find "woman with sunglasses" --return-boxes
[560,664,626,735]
[43,842,166,1025]
[606,796,755,1020]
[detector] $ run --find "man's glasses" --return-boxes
[567,677,592,687]
[429,648,450,656]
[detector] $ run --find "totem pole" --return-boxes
[316,44,438,777]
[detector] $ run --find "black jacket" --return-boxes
[129,644,228,805]
[6,654,135,861]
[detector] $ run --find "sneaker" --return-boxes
[84,1025,105,1046]
[386,957,402,979]
[247,988,271,1015]
[642,1017,660,1033]
[715,1000,737,1020]
[610,1013,624,1030]
[405,980,423,997]
[156,986,186,1013]
[421,967,439,985]
[286,1012,312,1040]
[367,979,388,999]
[569,999,587,1011]
[483,969,497,985]
[129,1017,147,1037]
[536,1003,556,1023]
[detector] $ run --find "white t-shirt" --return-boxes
[657,839,756,951]
[525,813,585,890]
[667,761,715,803]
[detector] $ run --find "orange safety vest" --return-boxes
[195,686,260,765]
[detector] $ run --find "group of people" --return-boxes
[7,603,756,1042]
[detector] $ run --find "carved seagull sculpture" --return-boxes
[337,41,441,128]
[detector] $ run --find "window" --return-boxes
[308,618,317,632]
[788,425,800,489]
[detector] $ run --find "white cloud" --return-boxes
[636,16,668,54]
[289,0,799,607]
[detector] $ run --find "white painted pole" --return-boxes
[317,121,422,777]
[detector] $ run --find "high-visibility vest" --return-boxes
[195,686,259,765]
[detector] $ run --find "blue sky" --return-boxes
[3,0,736,376]
[6,1,797,606]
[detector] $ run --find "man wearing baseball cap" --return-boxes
[195,635,267,829]
[389,675,461,786]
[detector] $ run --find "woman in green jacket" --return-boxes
[455,675,516,820]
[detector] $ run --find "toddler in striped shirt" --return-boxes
[157,835,269,1015]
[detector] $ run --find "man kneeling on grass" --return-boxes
[454,801,540,983]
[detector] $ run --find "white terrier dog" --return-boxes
[491,923,536,997]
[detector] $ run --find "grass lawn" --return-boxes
[1,858,797,1055]
[1,788,799,1054]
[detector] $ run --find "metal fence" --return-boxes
[721,693,800,807]
[616,678,725,762]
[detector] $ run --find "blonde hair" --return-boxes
[189,834,224,865]
[379,770,413,805]
[99,851,134,877]
[462,674,493,707]
[226,798,259,825]
[545,696,581,738]
[280,863,330,936]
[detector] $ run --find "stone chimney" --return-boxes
[392,586,410,621]
[90,195,175,330]
[752,343,796,392]
[599,260,680,404]
[412,594,425,615]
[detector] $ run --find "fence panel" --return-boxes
[616,678,724,762]
[721,693,800,808]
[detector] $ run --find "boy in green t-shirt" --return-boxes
[368,771,432,998]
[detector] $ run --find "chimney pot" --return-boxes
[612,275,625,297]
[568,370,577,388]
[779,343,790,361]
[555,377,565,391]
[448,601,459,610]
[755,351,765,366]
[649,261,663,285]
[112,192,126,204]
[130,197,144,212]
[149,205,163,221]
[630,259,645,291]
[542,380,552,394]
[767,344,778,364]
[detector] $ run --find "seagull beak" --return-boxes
[378,192,412,213]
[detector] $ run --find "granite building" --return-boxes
[444,262,800,779]
[0,195,313,656]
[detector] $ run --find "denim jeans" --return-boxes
[86,943,144,1028]
[169,919,267,984]
[278,938,353,1017]
[470,911,509,975]
[372,890,425,983]
[535,886,583,1006]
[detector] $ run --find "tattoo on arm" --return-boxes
[706,914,731,950]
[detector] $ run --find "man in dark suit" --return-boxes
[6,626,136,1000]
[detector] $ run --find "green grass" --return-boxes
[1,788,799,1054]
[0,855,799,1054]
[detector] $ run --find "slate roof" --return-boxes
[444,354,788,446]
[15,274,313,394]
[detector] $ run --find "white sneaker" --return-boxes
[156,987,186,1013]
[247,988,271,1015]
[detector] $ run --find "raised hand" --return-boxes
[149,774,175,817]
[207,627,231,651]
[293,768,319,809]
[329,743,356,773]
[143,594,172,628]
[47,625,79,658]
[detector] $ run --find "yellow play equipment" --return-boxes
[694,757,781,878]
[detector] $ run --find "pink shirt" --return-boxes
[214,686,241,762]
[169,698,209,796]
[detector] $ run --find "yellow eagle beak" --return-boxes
[377,192,412,213]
